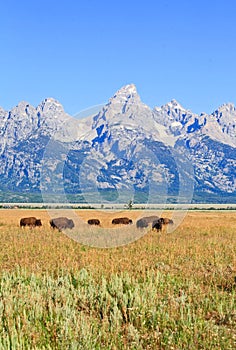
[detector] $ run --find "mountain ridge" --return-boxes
[2,84,236,119]
[0,84,235,203]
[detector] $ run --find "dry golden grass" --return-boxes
[0,209,236,280]
[0,209,236,348]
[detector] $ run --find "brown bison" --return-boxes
[50,217,74,231]
[152,217,174,232]
[152,220,163,232]
[112,217,133,225]
[20,217,42,228]
[158,217,174,225]
[87,219,100,226]
[136,215,159,228]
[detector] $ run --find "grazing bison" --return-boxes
[136,218,149,228]
[20,217,42,228]
[88,219,100,226]
[143,215,160,223]
[50,217,74,231]
[152,220,163,232]
[136,215,159,228]
[112,217,133,225]
[159,217,174,225]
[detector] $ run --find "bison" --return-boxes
[143,215,160,223]
[87,219,100,226]
[20,217,42,228]
[158,217,174,225]
[136,215,159,228]
[112,217,133,225]
[152,220,163,232]
[50,217,74,231]
[152,217,174,232]
[136,218,149,228]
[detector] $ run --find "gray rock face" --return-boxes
[152,98,236,196]
[211,103,236,144]
[0,85,235,202]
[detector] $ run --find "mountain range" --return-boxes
[0,84,236,203]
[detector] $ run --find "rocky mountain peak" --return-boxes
[209,102,236,145]
[159,99,188,114]
[108,83,141,106]
[167,99,185,110]
[0,86,236,200]
[10,101,34,115]
[16,101,31,108]
[217,102,235,112]
[153,99,194,129]
[92,84,152,131]
[0,106,6,115]
[116,83,138,95]
[37,97,65,114]
[212,102,236,124]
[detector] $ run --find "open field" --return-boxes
[0,209,236,348]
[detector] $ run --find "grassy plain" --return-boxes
[0,209,236,349]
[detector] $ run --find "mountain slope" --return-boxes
[0,85,235,203]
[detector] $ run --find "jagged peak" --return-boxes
[0,106,6,114]
[164,99,186,110]
[38,97,62,106]
[109,83,140,104]
[216,102,236,113]
[117,83,137,95]
[37,97,64,113]
[10,101,34,115]
[154,99,187,113]
[41,97,61,104]
[15,101,32,108]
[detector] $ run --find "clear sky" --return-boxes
[1,0,236,116]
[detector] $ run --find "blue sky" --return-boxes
[0,0,236,116]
